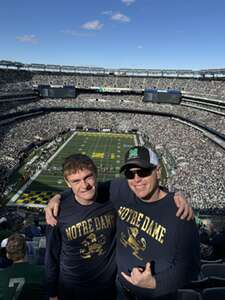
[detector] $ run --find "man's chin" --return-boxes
[82,191,96,201]
[136,192,147,199]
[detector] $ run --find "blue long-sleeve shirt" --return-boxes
[45,183,117,298]
[110,178,200,298]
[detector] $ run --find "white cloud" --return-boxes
[102,10,113,15]
[16,34,38,44]
[81,20,103,30]
[122,0,135,6]
[60,29,95,37]
[111,13,130,23]
[137,45,143,49]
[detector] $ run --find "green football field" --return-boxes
[8,131,135,208]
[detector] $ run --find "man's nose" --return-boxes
[133,173,142,181]
[81,179,89,187]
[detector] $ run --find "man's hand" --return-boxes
[121,262,156,289]
[174,192,194,220]
[44,194,61,226]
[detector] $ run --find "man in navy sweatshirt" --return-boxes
[45,154,117,300]
[111,146,200,299]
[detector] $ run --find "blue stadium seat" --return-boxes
[202,287,225,300]
[186,278,211,291]
[185,276,225,291]
[209,276,225,287]
[200,259,223,265]
[201,263,225,278]
[178,289,202,300]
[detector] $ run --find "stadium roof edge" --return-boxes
[0,60,225,77]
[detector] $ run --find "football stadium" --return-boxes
[1,62,225,298]
[1,63,225,216]
[7,131,136,208]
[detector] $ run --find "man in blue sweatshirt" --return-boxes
[45,154,117,300]
[111,146,200,299]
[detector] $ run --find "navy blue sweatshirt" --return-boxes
[45,183,117,298]
[110,178,200,299]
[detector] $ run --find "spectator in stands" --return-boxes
[210,227,225,259]
[20,217,42,240]
[0,238,12,269]
[45,154,117,300]
[0,217,14,252]
[199,224,214,260]
[45,147,196,300]
[113,146,200,299]
[0,233,46,300]
[199,220,225,260]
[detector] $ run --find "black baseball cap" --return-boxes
[120,146,159,173]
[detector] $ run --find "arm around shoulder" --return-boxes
[174,192,194,221]
[45,194,62,226]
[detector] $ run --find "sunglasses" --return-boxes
[124,167,156,180]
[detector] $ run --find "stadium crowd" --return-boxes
[1,70,225,213]
[1,68,225,99]
[0,69,32,96]
[1,93,225,134]
[31,72,225,99]
[0,107,224,214]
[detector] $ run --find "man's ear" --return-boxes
[156,166,161,179]
[64,178,71,188]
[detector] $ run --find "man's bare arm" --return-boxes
[174,192,194,221]
[45,194,61,226]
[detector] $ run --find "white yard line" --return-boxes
[9,202,48,209]
[8,131,77,205]
[138,135,144,145]
[134,134,138,145]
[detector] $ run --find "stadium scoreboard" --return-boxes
[38,85,76,98]
[143,88,181,104]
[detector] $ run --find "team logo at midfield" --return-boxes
[120,227,146,260]
[128,148,138,159]
[80,233,106,259]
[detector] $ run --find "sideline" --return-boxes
[8,131,77,207]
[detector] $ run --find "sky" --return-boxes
[0,0,225,70]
